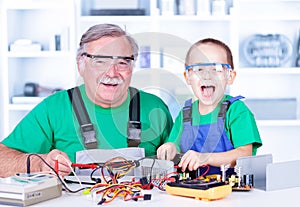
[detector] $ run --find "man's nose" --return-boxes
[104,62,118,76]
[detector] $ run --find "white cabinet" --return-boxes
[75,0,235,120]
[1,0,299,162]
[0,0,77,139]
[75,0,300,161]
[231,0,300,111]
[229,0,300,162]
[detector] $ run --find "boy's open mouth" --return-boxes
[201,85,215,97]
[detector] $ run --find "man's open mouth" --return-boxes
[98,77,124,87]
[102,83,118,87]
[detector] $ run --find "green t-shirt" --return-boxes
[2,85,173,162]
[167,95,262,155]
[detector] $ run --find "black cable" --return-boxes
[136,157,156,177]
[148,158,155,188]
[135,157,156,189]
[90,167,102,183]
[64,178,96,186]
[26,153,88,193]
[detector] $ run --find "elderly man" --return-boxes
[0,24,173,177]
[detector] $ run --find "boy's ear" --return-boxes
[184,71,191,85]
[227,70,236,85]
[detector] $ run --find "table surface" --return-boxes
[1,178,299,207]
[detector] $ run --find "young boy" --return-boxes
[157,38,262,176]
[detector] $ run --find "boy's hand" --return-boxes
[157,142,177,160]
[178,150,209,171]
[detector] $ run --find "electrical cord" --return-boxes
[63,178,96,186]
[25,153,176,204]
[90,167,102,183]
[26,153,88,193]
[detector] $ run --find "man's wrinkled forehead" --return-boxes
[87,36,132,55]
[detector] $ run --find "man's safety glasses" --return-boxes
[82,52,134,71]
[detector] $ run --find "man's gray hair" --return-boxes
[77,23,139,60]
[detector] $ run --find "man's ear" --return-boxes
[227,70,236,85]
[77,57,85,75]
[184,71,191,85]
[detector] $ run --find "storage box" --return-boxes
[9,43,42,52]
[0,174,61,206]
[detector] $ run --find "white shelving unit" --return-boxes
[231,0,300,124]
[229,0,300,162]
[0,0,77,138]
[74,0,300,162]
[75,0,236,120]
[0,0,299,162]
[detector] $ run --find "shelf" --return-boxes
[1,0,300,140]
[80,14,233,23]
[238,15,300,21]
[7,51,72,58]
[80,15,153,23]
[147,15,232,21]
[257,120,300,127]
[238,68,300,75]
[0,0,77,138]
[5,0,71,10]
[236,0,300,21]
[8,104,37,111]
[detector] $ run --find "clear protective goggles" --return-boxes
[185,63,232,79]
[82,52,134,71]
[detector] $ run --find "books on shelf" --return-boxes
[9,39,42,52]
[92,0,139,9]
[90,9,145,16]
[49,27,69,51]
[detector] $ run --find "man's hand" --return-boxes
[41,149,72,178]
[157,142,178,160]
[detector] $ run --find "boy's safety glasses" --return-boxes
[185,63,232,79]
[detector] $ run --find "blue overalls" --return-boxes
[180,96,244,176]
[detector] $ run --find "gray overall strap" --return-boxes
[127,87,141,147]
[182,98,193,123]
[218,95,245,119]
[68,86,141,149]
[183,96,245,123]
[67,87,98,149]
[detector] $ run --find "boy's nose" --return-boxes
[202,69,212,79]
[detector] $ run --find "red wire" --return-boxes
[199,164,210,177]
[71,163,99,169]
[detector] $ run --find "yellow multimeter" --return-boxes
[165,180,232,201]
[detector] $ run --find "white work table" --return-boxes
[8,186,300,207]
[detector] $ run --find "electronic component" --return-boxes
[23,82,62,97]
[0,174,62,206]
[228,173,254,191]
